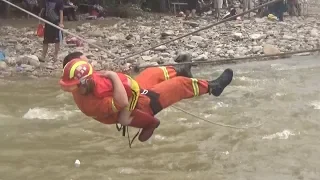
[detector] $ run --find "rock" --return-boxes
[20,64,34,72]
[250,34,265,40]
[183,21,199,27]
[89,31,105,37]
[87,39,97,44]
[233,33,244,40]
[150,56,161,63]
[154,45,167,51]
[126,34,134,40]
[283,35,295,40]
[227,49,235,55]
[17,55,40,67]
[252,46,263,53]
[255,18,266,23]
[5,57,16,66]
[45,65,55,70]
[191,36,204,43]
[159,53,171,58]
[186,44,197,48]
[0,61,7,70]
[125,42,134,48]
[93,61,102,70]
[109,33,125,41]
[27,55,40,67]
[198,42,208,48]
[193,54,209,61]
[161,30,174,38]
[141,56,153,61]
[139,62,158,67]
[310,28,319,37]
[263,44,281,55]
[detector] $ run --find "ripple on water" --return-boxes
[23,107,80,120]
[310,101,320,110]
[262,129,297,140]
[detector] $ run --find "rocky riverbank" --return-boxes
[0,15,319,78]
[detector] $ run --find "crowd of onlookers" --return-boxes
[0,0,107,20]
[179,0,308,21]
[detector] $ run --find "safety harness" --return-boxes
[115,89,163,148]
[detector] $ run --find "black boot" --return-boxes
[208,68,233,97]
[173,53,193,78]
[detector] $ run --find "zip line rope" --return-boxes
[0,0,294,130]
[172,105,265,129]
[135,47,320,70]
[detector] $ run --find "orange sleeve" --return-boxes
[98,96,123,114]
[93,114,119,125]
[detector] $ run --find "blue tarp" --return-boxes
[0,51,5,61]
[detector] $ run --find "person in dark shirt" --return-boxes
[38,0,64,62]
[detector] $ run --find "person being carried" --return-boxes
[60,52,194,141]
[59,52,233,142]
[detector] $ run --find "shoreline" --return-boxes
[1,14,319,79]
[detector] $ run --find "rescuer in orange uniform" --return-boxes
[60,52,233,142]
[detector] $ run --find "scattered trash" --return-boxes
[0,51,5,61]
[75,159,81,167]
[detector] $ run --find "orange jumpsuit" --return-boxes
[71,66,182,124]
[91,72,132,98]
[134,69,209,116]
[72,66,209,125]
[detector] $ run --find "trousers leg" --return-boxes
[151,77,209,110]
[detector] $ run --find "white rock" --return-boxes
[263,44,281,55]
[0,61,7,70]
[193,54,209,61]
[141,56,153,61]
[310,28,319,37]
[191,36,204,43]
[233,33,243,40]
[252,46,263,53]
[283,35,295,40]
[250,34,265,40]
[154,45,167,51]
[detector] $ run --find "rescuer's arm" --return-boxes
[117,109,132,125]
[101,71,129,108]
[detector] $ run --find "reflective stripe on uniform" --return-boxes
[69,60,92,79]
[111,99,119,113]
[159,67,170,80]
[125,75,140,111]
[191,78,199,97]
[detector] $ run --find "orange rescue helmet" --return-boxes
[59,59,93,87]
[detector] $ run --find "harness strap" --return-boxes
[116,89,162,148]
[115,124,140,148]
[140,89,162,115]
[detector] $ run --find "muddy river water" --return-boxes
[1,56,320,180]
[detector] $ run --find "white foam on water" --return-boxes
[23,107,79,120]
[56,92,72,101]
[310,101,320,109]
[271,92,286,99]
[213,102,229,110]
[271,63,297,71]
[222,151,229,155]
[262,129,296,140]
[236,76,259,82]
[275,92,285,97]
